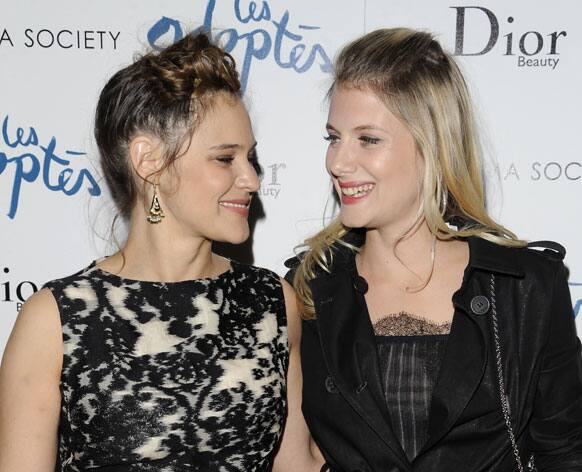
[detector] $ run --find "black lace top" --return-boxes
[374,312,450,461]
[44,260,288,471]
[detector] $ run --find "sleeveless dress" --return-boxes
[43,260,288,471]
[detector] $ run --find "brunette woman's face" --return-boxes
[158,93,260,244]
[325,86,424,232]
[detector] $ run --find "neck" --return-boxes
[357,219,436,283]
[102,209,224,283]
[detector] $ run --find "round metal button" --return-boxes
[353,275,369,294]
[325,375,339,394]
[470,295,490,315]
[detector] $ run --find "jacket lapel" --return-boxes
[311,270,411,470]
[420,271,490,452]
[421,237,525,453]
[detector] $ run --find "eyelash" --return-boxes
[359,136,380,145]
[323,135,381,145]
[216,153,260,172]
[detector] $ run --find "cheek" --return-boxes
[400,153,424,193]
[184,164,230,197]
[325,148,334,175]
[372,148,420,186]
[361,150,393,181]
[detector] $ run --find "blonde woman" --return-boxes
[285,28,582,471]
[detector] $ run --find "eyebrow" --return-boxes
[210,142,258,151]
[326,123,386,132]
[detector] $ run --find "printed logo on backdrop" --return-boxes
[451,6,567,70]
[0,115,101,220]
[495,160,581,182]
[0,27,120,50]
[147,0,332,92]
[258,162,286,199]
[1,267,38,312]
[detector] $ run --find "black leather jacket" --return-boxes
[285,235,582,471]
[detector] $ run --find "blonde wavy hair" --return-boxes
[293,28,525,319]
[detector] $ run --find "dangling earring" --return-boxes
[146,183,165,224]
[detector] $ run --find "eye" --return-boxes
[359,136,380,145]
[324,134,340,145]
[216,156,234,164]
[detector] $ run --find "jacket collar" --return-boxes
[465,236,524,278]
[286,230,525,282]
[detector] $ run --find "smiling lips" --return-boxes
[339,181,375,205]
[219,198,251,216]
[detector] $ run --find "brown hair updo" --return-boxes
[95,32,241,219]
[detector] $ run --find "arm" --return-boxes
[272,279,325,472]
[528,263,582,471]
[0,288,63,471]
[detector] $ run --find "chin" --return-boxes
[218,226,250,245]
[340,211,370,230]
[226,234,249,245]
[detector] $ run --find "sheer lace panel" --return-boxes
[372,311,451,336]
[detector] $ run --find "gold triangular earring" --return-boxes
[146,183,165,224]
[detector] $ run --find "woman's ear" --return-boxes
[129,135,163,183]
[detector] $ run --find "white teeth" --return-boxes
[341,184,375,197]
[219,202,248,208]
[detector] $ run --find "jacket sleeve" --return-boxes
[528,262,582,471]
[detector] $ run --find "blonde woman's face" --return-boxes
[325,86,424,232]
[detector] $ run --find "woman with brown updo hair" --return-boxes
[0,33,322,471]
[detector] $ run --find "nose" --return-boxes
[328,142,356,178]
[235,160,260,193]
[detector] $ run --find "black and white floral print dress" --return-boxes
[44,260,288,471]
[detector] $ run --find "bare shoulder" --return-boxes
[280,278,301,349]
[0,289,62,470]
[19,286,59,312]
[0,288,62,377]
[10,288,61,340]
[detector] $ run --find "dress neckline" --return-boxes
[87,258,237,286]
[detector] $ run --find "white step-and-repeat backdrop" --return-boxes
[1,0,580,353]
